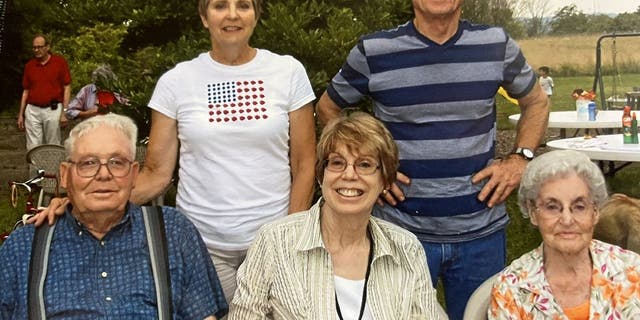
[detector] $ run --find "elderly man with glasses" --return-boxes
[18,34,72,150]
[0,113,228,319]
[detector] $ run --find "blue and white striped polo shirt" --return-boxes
[327,20,537,242]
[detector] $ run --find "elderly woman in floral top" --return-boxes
[489,150,640,319]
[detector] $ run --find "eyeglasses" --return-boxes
[32,45,47,50]
[324,156,380,175]
[67,157,133,178]
[535,200,595,219]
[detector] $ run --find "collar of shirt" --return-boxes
[512,240,623,315]
[294,198,399,266]
[64,202,133,240]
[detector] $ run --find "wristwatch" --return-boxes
[511,147,535,160]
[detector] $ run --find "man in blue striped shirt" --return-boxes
[316,1,549,318]
[0,114,227,319]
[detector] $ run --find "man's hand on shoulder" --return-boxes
[377,172,411,206]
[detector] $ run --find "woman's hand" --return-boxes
[28,197,69,226]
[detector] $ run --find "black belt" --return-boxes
[29,102,58,110]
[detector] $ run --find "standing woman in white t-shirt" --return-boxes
[136,0,317,302]
[33,0,316,303]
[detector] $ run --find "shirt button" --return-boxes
[101,272,108,278]
[100,240,105,246]
[78,231,83,236]
[105,296,112,302]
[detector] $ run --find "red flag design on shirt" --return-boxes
[207,80,267,123]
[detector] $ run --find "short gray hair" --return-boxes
[91,64,117,83]
[518,150,608,218]
[65,113,138,160]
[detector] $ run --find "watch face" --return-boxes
[519,148,534,160]
[522,149,534,159]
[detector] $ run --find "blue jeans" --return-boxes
[421,229,506,320]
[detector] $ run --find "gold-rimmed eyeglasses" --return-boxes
[67,157,133,178]
[323,156,380,175]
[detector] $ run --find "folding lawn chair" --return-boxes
[26,144,66,207]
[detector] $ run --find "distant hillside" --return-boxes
[519,33,640,75]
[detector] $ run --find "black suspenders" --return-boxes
[27,206,172,319]
[141,206,173,320]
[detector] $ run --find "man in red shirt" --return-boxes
[18,34,71,150]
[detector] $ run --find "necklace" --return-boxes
[335,230,374,320]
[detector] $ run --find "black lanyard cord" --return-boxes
[335,234,374,320]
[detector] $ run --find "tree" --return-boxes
[254,0,412,93]
[3,0,525,134]
[461,0,525,38]
[611,12,640,33]
[549,4,589,35]
[516,0,552,36]
[587,14,615,34]
[0,0,25,106]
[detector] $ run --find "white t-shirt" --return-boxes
[539,76,554,96]
[334,276,374,320]
[148,49,315,250]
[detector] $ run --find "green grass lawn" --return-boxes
[0,193,27,242]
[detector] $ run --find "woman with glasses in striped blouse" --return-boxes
[229,112,445,319]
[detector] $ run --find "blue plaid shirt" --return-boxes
[0,203,228,319]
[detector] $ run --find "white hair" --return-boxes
[64,113,137,159]
[518,150,608,218]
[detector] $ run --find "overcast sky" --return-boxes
[546,0,640,15]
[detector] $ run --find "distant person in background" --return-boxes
[18,34,71,150]
[538,66,554,98]
[65,64,129,120]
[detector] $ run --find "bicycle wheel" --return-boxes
[13,219,25,230]
[10,184,18,208]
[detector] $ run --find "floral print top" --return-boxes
[489,240,640,319]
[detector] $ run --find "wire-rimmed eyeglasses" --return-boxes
[323,156,380,175]
[67,157,133,178]
[535,199,596,219]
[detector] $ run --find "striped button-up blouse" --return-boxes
[229,199,445,319]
